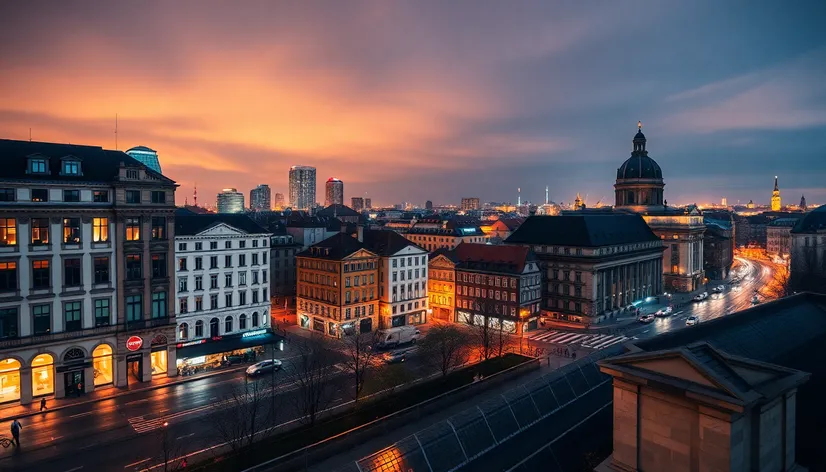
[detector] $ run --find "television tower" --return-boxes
[517,188,521,206]
[545,186,549,205]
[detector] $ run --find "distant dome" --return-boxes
[792,204,826,233]
[126,145,156,153]
[617,154,663,180]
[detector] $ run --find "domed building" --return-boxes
[614,122,706,293]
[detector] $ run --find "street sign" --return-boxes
[126,335,143,351]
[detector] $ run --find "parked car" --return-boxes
[685,316,699,326]
[246,359,282,377]
[638,313,655,323]
[383,350,408,364]
[654,306,673,317]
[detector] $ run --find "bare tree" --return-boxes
[469,313,494,362]
[339,330,381,404]
[209,377,275,462]
[418,324,470,377]
[154,421,186,472]
[288,334,338,426]
[760,263,794,300]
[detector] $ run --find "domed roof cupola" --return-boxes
[614,121,666,211]
[617,121,663,180]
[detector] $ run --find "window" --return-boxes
[93,190,109,202]
[239,254,246,266]
[152,253,167,278]
[179,323,189,340]
[253,240,259,248]
[210,256,218,269]
[225,241,232,249]
[63,190,80,202]
[29,218,49,245]
[0,308,19,339]
[33,304,51,334]
[195,257,203,270]
[63,258,82,287]
[263,270,268,283]
[31,189,48,202]
[126,190,141,203]
[125,217,141,241]
[225,273,232,287]
[151,217,166,240]
[239,314,247,330]
[32,260,49,289]
[62,160,80,175]
[195,242,203,251]
[195,320,204,338]
[239,291,247,305]
[0,262,17,292]
[225,316,233,333]
[239,271,247,286]
[178,257,187,271]
[210,274,218,289]
[210,294,218,309]
[92,217,109,242]
[239,241,246,249]
[127,169,139,179]
[94,299,110,326]
[224,255,232,267]
[225,293,232,307]
[252,253,259,265]
[64,301,82,331]
[150,191,166,204]
[152,292,167,318]
[0,218,16,246]
[63,218,80,243]
[252,290,259,304]
[178,243,187,251]
[195,296,203,311]
[179,297,188,314]
[252,312,259,327]
[29,158,47,173]
[252,271,259,285]
[178,277,188,292]
[126,254,142,280]
[195,275,203,291]
[208,241,217,250]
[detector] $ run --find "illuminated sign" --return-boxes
[459,228,477,235]
[176,339,207,348]
[242,329,268,339]
[126,336,143,351]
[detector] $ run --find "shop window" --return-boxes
[239,314,247,330]
[0,358,21,403]
[225,316,233,333]
[178,323,189,340]
[151,350,167,375]
[93,345,113,386]
[31,354,54,397]
[195,320,204,338]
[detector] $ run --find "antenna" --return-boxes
[194,183,198,206]
[29,128,32,142]
[115,113,118,150]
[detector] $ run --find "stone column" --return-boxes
[141,350,152,382]
[54,366,66,399]
[84,366,95,393]
[19,367,33,405]
[167,345,177,378]
[115,355,128,387]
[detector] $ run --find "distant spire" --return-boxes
[193,183,198,206]
[545,186,549,205]
[774,175,779,191]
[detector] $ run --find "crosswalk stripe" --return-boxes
[546,332,580,343]
[594,336,628,349]
[581,334,609,347]
[559,334,588,344]
[528,330,558,341]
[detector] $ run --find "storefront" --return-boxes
[175,329,284,375]
[0,358,21,404]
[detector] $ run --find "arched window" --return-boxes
[252,312,259,327]
[178,323,189,340]
[225,316,233,333]
[93,345,113,386]
[0,359,21,403]
[32,354,54,396]
[195,320,204,338]
[209,318,219,337]
[239,314,247,330]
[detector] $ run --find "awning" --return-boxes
[176,329,285,359]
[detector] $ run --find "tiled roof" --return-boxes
[0,138,174,183]
[296,233,374,260]
[453,243,536,274]
[317,204,361,218]
[505,214,659,247]
[174,211,271,236]
[360,229,422,256]
[792,205,826,233]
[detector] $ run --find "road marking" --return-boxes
[175,433,195,440]
[642,329,650,333]
[69,411,93,418]
[125,398,150,406]
[63,467,84,472]
[124,458,152,468]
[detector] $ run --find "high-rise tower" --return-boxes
[771,176,781,211]
[325,178,344,206]
[250,184,272,211]
[217,188,245,213]
[289,166,317,210]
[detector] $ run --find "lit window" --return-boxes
[0,218,17,246]
[125,217,141,241]
[30,218,49,245]
[29,158,47,174]
[62,160,80,175]
[63,218,81,243]
[93,217,109,242]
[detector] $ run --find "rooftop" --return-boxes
[505,214,660,248]
[360,228,423,256]
[316,204,361,218]
[792,204,826,233]
[453,243,536,274]
[297,233,374,260]
[174,210,270,236]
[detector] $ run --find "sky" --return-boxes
[1,1,826,208]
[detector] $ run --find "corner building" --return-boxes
[0,139,177,405]
[296,233,379,336]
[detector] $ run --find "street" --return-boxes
[524,255,780,354]
[0,343,435,472]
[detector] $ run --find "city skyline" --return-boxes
[1,2,825,206]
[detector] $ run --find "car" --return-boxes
[654,306,673,317]
[637,313,655,323]
[383,350,408,364]
[712,285,725,293]
[246,359,282,376]
[686,316,699,326]
[693,293,705,302]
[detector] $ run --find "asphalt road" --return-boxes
[0,344,435,472]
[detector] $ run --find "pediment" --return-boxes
[627,357,722,390]
[395,245,426,256]
[429,255,455,268]
[198,223,245,236]
[346,249,377,260]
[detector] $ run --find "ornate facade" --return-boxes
[614,123,705,292]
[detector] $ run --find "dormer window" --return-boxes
[126,169,139,180]
[29,158,48,174]
[61,158,81,176]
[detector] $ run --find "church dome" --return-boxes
[616,126,662,180]
[792,204,826,233]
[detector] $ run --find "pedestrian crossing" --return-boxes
[526,330,630,350]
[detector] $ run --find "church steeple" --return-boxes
[771,176,781,211]
[774,176,779,192]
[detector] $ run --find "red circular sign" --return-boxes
[126,336,143,351]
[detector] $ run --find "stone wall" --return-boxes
[612,379,638,469]
[758,398,783,471]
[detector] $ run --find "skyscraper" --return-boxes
[325,178,344,206]
[289,165,316,210]
[274,192,285,210]
[461,197,480,211]
[364,198,372,209]
[125,145,162,173]
[217,188,245,213]
[249,184,271,211]
[351,197,364,212]
[771,176,781,211]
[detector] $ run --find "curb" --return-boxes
[0,364,249,423]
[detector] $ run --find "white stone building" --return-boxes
[360,228,429,328]
[174,212,276,366]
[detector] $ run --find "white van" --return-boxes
[376,326,421,349]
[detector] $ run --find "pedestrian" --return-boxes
[10,418,21,448]
[39,397,47,411]
[572,352,577,360]
[76,382,82,397]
